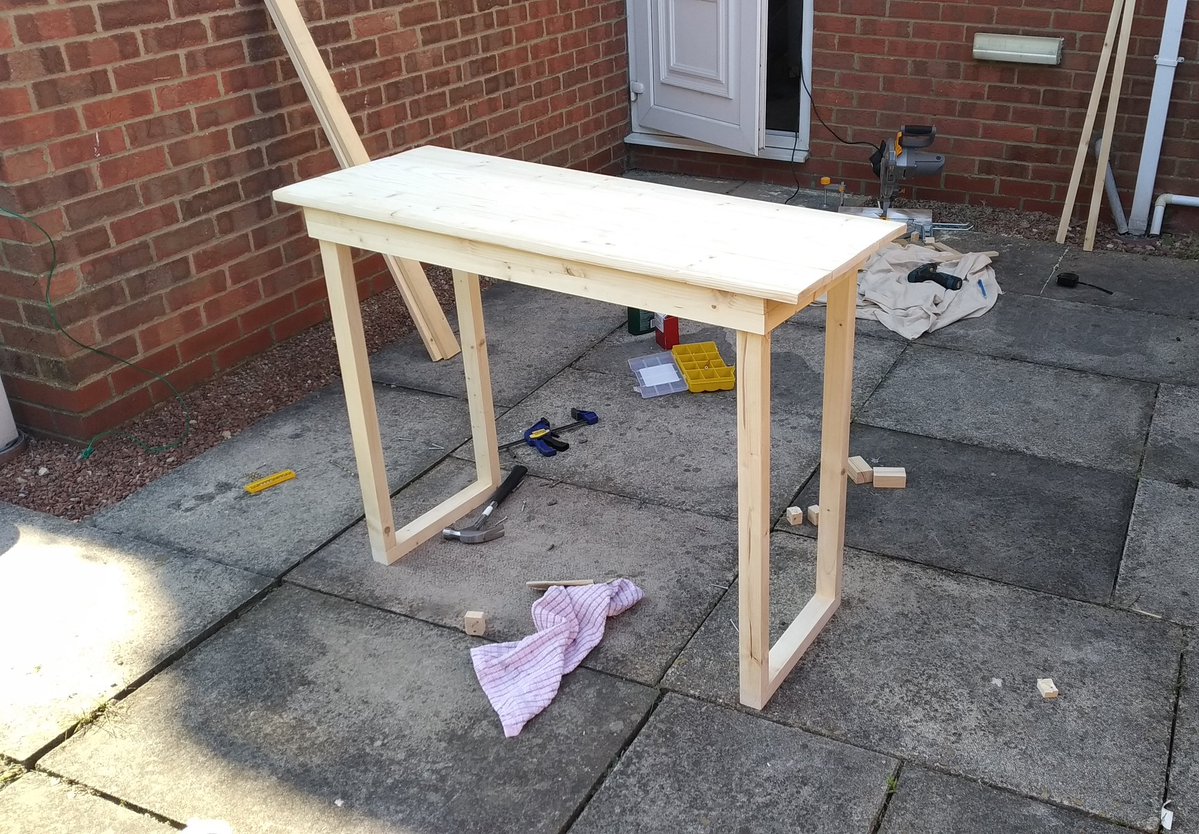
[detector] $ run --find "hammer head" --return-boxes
[442,523,505,544]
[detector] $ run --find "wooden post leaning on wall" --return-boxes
[1056,0,1126,246]
[1082,0,1137,252]
[264,0,460,361]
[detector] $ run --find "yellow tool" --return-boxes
[244,470,296,494]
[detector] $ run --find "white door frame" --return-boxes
[625,0,813,162]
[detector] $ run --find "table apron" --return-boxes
[303,208,797,335]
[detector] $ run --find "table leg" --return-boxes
[383,270,506,562]
[319,239,397,564]
[815,271,857,601]
[453,269,501,488]
[738,271,859,709]
[736,329,772,709]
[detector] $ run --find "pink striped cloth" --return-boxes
[470,579,644,737]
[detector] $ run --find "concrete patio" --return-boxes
[3,172,1199,833]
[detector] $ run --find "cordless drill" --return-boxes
[906,262,963,291]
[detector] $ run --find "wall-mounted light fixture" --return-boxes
[972,33,1064,65]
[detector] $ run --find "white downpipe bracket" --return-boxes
[1150,194,1199,237]
[1128,0,1187,235]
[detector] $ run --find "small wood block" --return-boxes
[873,467,907,489]
[1037,678,1059,700]
[846,455,873,485]
[806,504,820,526]
[464,610,487,636]
[785,506,805,526]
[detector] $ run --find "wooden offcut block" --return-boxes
[464,610,487,636]
[846,456,873,485]
[785,506,805,526]
[1037,678,1059,700]
[807,505,820,526]
[873,467,907,489]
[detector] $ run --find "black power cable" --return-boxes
[784,44,879,206]
[0,206,190,459]
[796,51,881,151]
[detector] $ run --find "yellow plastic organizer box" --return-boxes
[671,342,736,393]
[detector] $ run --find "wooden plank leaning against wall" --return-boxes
[1056,0,1137,252]
[264,0,460,361]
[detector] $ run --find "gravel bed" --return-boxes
[0,266,455,522]
[2,208,1197,523]
[904,197,1199,259]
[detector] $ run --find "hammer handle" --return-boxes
[481,465,527,517]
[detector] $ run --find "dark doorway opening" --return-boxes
[765,0,805,133]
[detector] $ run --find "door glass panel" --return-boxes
[765,0,804,132]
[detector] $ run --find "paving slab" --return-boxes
[786,303,910,341]
[935,232,1067,292]
[370,282,623,407]
[533,321,904,519]
[623,169,741,194]
[1166,648,1198,833]
[879,766,1138,834]
[41,585,656,834]
[569,694,895,834]
[1114,479,1199,625]
[94,384,473,576]
[726,180,840,211]
[289,457,738,686]
[784,231,1063,341]
[664,535,1182,831]
[935,235,1199,323]
[572,316,906,411]
[785,425,1136,603]
[1020,248,1199,320]
[459,365,823,520]
[1144,384,1199,486]
[0,771,176,833]
[858,346,1156,474]
[0,503,265,762]
[923,293,1199,385]
[727,180,803,203]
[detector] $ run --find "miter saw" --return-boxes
[840,125,971,236]
[871,125,944,212]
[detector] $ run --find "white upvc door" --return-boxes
[629,0,766,155]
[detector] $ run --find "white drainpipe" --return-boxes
[1150,194,1199,236]
[1093,137,1129,235]
[1128,0,1187,235]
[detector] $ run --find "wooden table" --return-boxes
[273,146,904,709]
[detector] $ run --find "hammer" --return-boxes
[442,465,528,544]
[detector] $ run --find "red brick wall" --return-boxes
[0,0,630,443]
[629,0,1199,232]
